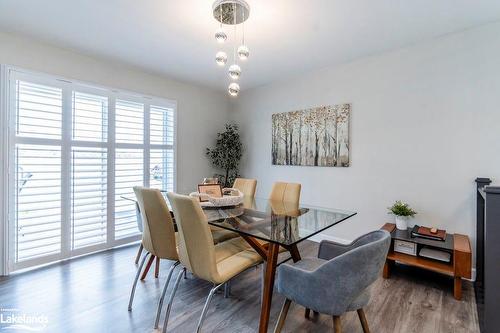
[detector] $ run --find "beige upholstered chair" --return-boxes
[129,187,180,331]
[130,187,240,329]
[269,182,301,203]
[233,178,257,197]
[163,193,263,333]
[133,189,239,279]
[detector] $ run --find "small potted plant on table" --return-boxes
[388,200,417,230]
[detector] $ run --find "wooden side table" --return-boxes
[381,223,472,300]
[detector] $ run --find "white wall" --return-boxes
[0,31,229,274]
[0,31,230,193]
[232,22,500,265]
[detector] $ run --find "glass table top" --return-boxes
[121,193,356,247]
[203,196,356,246]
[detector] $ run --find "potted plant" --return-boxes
[388,200,417,230]
[206,124,243,187]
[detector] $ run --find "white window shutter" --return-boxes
[7,69,176,272]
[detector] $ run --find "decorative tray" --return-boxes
[189,188,244,207]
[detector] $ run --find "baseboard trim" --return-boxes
[468,269,476,282]
[308,233,351,245]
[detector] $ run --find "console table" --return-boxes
[381,223,471,300]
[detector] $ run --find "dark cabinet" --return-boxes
[475,178,500,333]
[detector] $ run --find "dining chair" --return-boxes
[163,192,263,333]
[269,182,301,203]
[133,189,239,280]
[233,177,257,197]
[129,186,180,323]
[273,230,391,333]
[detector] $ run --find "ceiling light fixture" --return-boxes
[215,28,227,43]
[215,51,228,66]
[212,0,250,97]
[228,82,240,97]
[228,64,241,80]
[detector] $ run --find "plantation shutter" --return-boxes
[70,92,108,249]
[115,100,144,144]
[150,105,175,192]
[13,81,63,263]
[114,99,145,239]
[15,81,62,139]
[6,68,176,272]
[114,148,143,239]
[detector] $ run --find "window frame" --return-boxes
[0,65,177,274]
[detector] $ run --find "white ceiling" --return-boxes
[1,0,500,92]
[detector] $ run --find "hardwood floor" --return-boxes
[0,241,479,332]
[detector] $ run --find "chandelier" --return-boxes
[212,0,250,97]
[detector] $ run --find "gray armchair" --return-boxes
[275,230,391,333]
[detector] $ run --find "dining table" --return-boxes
[123,193,357,333]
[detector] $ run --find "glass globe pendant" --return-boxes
[215,51,227,66]
[237,45,249,60]
[228,64,241,80]
[228,82,240,97]
[212,0,252,97]
[215,28,227,43]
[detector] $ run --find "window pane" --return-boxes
[115,100,144,144]
[115,148,143,239]
[150,105,174,145]
[150,149,174,192]
[71,147,107,249]
[72,92,108,142]
[15,144,61,262]
[16,81,62,139]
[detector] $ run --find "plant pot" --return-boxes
[395,216,409,230]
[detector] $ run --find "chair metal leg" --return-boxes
[224,280,231,298]
[273,298,291,333]
[135,243,143,264]
[128,252,150,311]
[357,308,370,333]
[155,256,160,278]
[162,268,185,333]
[333,315,341,333]
[196,283,224,333]
[154,261,180,329]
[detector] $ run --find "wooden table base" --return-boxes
[240,235,302,333]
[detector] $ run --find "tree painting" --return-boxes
[272,104,350,167]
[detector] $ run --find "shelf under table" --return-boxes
[387,250,454,276]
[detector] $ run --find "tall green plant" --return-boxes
[206,124,243,187]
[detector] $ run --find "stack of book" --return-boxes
[411,225,446,241]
